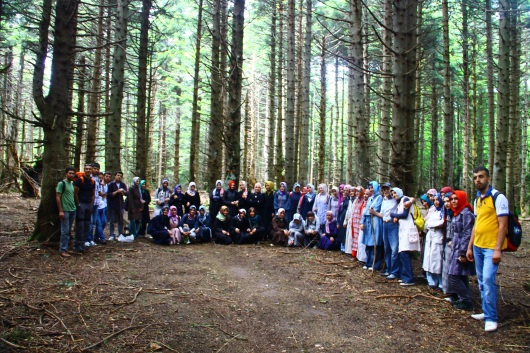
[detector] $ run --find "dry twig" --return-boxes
[375,293,446,301]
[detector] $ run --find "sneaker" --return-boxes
[186,239,191,244]
[444,297,454,303]
[386,274,397,280]
[84,241,91,247]
[145,234,152,239]
[109,235,115,241]
[484,321,498,332]
[380,272,390,277]
[90,241,97,246]
[471,313,485,321]
[362,266,368,270]
[453,300,473,311]
[400,282,415,286]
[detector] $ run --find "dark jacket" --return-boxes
[107,181,128,211]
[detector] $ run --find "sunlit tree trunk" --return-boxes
[317,36,326,183]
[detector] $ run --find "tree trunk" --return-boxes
[284,0,296,186]
[442,0,454,187]
[226,0,245,183]
[243,91,250,181]
[174,83,181,184]
[190,0,204,182]
[317,37,326,184]
[485,0,495,170]
[106,0,128,173]
[267,0,277,182]
[332,56,340,186]
[493,0,510,191]
[274,0,284,185]
[32,0,78,241]
[521,80,528,215]
[461,0,472,197]
[299,0,312,185]
[74,56,86,171]
[390,0,418,195]
[378,0,392,183]
[430,84,438,188]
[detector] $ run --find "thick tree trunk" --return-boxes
[274,0,284,185]
[243,91,250,181]
[461,1,472,197]
[226,0,245,183]
[430,84,438,188]
[284,0,296,186]
[299,0,312,185]
[493,0,510,191]
[74,56,86,171]
[442,0,454,187]
[389,0,418,195]
[521,80,528,215]
[267,0,277,182]
[485,0,495,170]
[378,0,392,183]
[32,0,78,241]
[190,0,204,182]
[174,84,182,184]
[106,0,128,173]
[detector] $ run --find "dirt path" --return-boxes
[0,195,529,352]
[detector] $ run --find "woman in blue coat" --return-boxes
[361,181,384,271]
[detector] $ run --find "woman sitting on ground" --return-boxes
[247,207,265,243]
[213,205,232,245]
[147,206,171,245]
[303,211,321,248]
[320,210,339,250]
[180,205,199,243]
[197,205,212,242]
[288,213,304,247]
[270,208,289,246]
[168,205,182,244]
[231,209,252,244]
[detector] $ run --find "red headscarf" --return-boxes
[450,190,473,217]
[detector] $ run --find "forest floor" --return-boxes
[0,195,529,353]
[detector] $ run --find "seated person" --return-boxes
[231,209,252,244]
[270,208,289,246]
[303,211,321,248]
[213,205,232,245]
[168,205,181,244]
[320,210,339,250]
[248,207,265,243]
[197,206,212,242]
[288,213,304,247]
[147,206,171,245]
[180,205,199,243]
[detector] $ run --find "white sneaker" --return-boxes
[471,313,485,321]
[362,266,368,270]
[124,235,135,242]
[117,234,127,242]
[109,236,115,241]
[84,241,91,247]
[146,234,152,239]
[400,282,415,286]
[484,321,497,332]
[90,241,97,246]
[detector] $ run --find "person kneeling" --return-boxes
[231,209,252,244]
[320,211,339,250]
[147,206,172,245]
[303,211,321,248]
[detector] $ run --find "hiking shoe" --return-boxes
[485,321,498,332]
[386,274,397,280]
[453,300,473,311]
[400,282,415,286]
[471,313,485,321]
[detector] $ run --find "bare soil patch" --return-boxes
[0,195,529,352]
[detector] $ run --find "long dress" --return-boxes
[313,193,329,226]
[270,216,288,246]
[355,200,367,262]
[343,198,355,255]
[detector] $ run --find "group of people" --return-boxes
[55,165,508,332]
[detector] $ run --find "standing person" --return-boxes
[56,167,77,257]
[238,180,249,211]
[107,171,127,241]
[466,166,509,332]
[287,183,302,223]
[183,182,201,214]
[327,187,340,221]
[169,184,185,217]
[313,183,329,226]
[94,172,109,244]
[74,164,95,252]
[378,183,400,279]
[337,185,352,253]
[223,180,239,217]
[423,194,446,290]
[209,180,225,219]
[138,180,151,237]
[343,186,357,256]
[448,190,475,311]
[263,181,276,232]
[361,181,384,271]
[442,193,455,297]
[273,182,290,216]
[87,163,100,246]
[356,187,369,262]
[299,183,316,220]
[248,183,266,239]
[390,187,421,286]
[154,178,171,216]
[125,177,143,241]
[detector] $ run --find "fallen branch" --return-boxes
[154,340,180,352]
[81,324,146,351]
[315,272,345,278]
[92,287,143,306]
[0,337,27,349]
[375,293,445,301]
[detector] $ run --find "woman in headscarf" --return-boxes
[263,181,276,233]
[169,184,185,217]
[147,206,171,245]
[180,205,199,243]
[287,183,302,223]
[154,178,171,216]
[209,180,224,219]
[213,205,232,245]
[390,187,421,286]
[270,208,289,246]
[247,207,265,243]
[313,183,330,226]
[442,192,455,296]
[343,186,357,256]
[288,213,304,247]
[247,183,265,219]
[274,182,290,217]
[299,184,316,220]
[168,205,181,244]
[231,209,252,244]
[138,180,151,237]
[320,210,339,251]
[303,211,321,248]
[183,182,201,214]
[338,185,352,253]
[420,194,433,209]
[327,186,340,220]
[127,177,144,239]
[423,193,446,290]
[361,181,384,271]
[338,184,346,209]
[355,187,368,262]
[447,190,475,311]
[197,205,212,242]
[223,180,239,218]
[238,181,249,211]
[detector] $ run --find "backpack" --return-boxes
[74,172,95,186]
[411,203,425,232]
[476,192,522,252]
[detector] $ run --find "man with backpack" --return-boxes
[74,164,95,253]
[56,167,77,257]
[466,166,508,332]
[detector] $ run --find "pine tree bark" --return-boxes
[299,0,312,185]
[284,0,296,186]
[74,56,86,171]
[32,0,78,241]
[378,0,392,183]
[390,0,418,195]
[442,0,454,187]
[190,0,204,182]
[461,0,472,197]
[267,0,277,182]
[317,37,326,184]
[274,0,284,185]
[174,82,182,184]
[430,84,438,187]
[485,0,495,171]
[106,0,128,173]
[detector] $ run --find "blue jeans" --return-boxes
[129,220,141,238]
[108,208,124,236]
[86,204,98,242]
[473,245,499,322]
[75,203,92,249]
[400,251,414,283]
[383,222,400,276]
[59,211,76,252]
[95,207,107,241]
[365,245,384,270]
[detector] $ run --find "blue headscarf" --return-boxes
[420,194,433,207]
[369,181,380,195]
